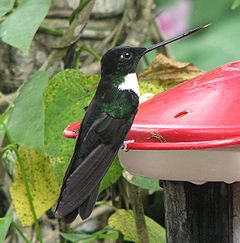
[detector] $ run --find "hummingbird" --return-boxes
[56,25,209,223]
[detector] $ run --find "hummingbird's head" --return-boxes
[101,46,146,77]
[100,24,209,77]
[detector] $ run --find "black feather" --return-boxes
[79,184,100,219]
[57,143,117,216]
[62,209,78,223]
[56,82,138,223]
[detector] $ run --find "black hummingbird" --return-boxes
[56,25,209,223]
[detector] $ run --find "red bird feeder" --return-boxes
[64,61,240,183]
[119,61,240,184]
[64,61,240,242]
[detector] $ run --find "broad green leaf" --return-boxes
[60,232,97,242]
[0,210,13,243]
[123,171,161,192]
[0,0,51,53]
[109,209,166,243]
[44,69,122,192]
[232,0,240,9]
[44,69,98,182]
[7,71,48,152]
[10,147,59,226]
[0,0,15,17]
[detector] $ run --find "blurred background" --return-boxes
[0,0,240,242]
[1,0,239,95]
[156,0,240,70]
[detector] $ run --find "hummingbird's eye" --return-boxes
[120,52,132,60]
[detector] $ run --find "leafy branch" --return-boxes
[40,0,96,73]
[0,117,43,243]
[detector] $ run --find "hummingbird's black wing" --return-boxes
[56,100,136,222]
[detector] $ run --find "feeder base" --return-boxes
[119,149,240,183]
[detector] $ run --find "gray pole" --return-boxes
[162,181,240,243]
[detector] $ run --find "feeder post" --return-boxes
[162,181,240,243]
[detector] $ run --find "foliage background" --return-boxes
[0,0,239,242]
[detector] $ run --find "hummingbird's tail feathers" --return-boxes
[56,143,116,221]
[62,208,78,223]
[59,185,99,223]
[79,184,100,220]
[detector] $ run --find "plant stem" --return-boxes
[12,222,30,243]
[69,0,92,24]
[39,23,63,36]
[0,117,43,243]
[129,183,149,243]
[39,0,96,72]
[82,45,101,60]
[58,220,71,243]
[72,44,101,69]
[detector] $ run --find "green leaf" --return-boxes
[123,171,161,192]
[10,147,59,226]
[0,124,5,147]
[60,232,97,242]
[0,210,13,243]
[44,69,123,191]
[97,231,119,240]
[0,0,14,17]
[109,209,166,243]
[232,0,240,9]
[7,71,48,152]
[139,80,165,94]
[44,69,98,183]
[61,227,119,242]
[0,0,51,53]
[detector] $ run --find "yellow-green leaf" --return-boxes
[10,147,59,226]
[139,80,165,95]
[109,209,166,243]
[44,69,98,182]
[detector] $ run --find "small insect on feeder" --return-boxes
[64,61,240,242]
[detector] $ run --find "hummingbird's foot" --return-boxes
[122,140,134,152]
[71,129,80,140]
[72,128,80,133]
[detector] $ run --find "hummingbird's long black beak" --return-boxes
[144,24,210,54]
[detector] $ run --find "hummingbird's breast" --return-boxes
[102,87,139,119]
[118,73,140,97]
